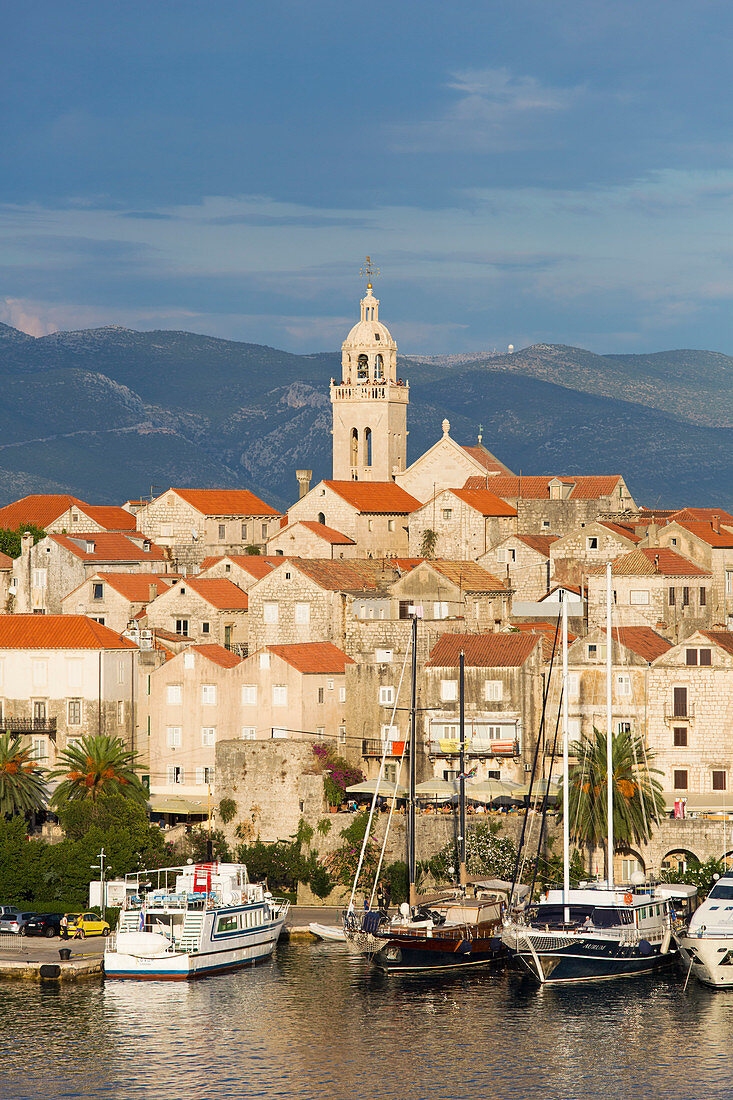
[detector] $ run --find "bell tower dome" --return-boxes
[330,264,408,481]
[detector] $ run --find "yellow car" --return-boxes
[66,912,111,938]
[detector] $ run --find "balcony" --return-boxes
[664,703,695,722]
[362,738,407,758]
[2,717,57,739]
[430,738,519,758]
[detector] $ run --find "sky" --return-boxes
[3,0,733,354]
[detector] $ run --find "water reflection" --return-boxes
[1,948,733,1099]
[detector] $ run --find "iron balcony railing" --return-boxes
[2,717,57,737]
[362,738,408,757]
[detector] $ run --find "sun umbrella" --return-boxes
[414,778,459,799]
[513,779,560,798]
[465,779,518,801]
[346,779,408,798]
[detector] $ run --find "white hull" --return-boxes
[678,934,733,989]
[309,922,346,942]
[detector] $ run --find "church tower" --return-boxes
[330,270,408,481]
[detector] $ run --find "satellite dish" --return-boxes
[508,344,514,353]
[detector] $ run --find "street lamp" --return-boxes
[90,848,106,922]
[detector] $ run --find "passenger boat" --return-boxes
[104,862,289,980]
[677,875,733,988]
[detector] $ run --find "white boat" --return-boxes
[677,875,733,988]
[309,922,346,942]
[104,862,289,980]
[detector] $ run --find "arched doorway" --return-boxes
[661,849,700,874]
[374,353,383,379]
[615,848,646,883]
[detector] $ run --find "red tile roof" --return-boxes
[463,474,622,500]
[83,573,173,601]
[674,521,733,549]
[291,559,397,592]
[460,445,512,476]
[0,552,12,569]
[198,555,281,578]
[609,547,710,577]
[599,521,642,544]
[673,508,733,525]
[447,488,517,517]
[297,521,356,544]
[513,622,578,661]
[427,561,507,591]
[0,494,86,529]
[515,534,557,556]
[610,626,673,662]
[191,643,243,669]
[700,631,733,658]
[0,615,137,650]
[323,480,421,514]
[265,642,354,674]
[80,505,137,531]
[51,533,167,562]
[426,632,541,668]
[182,577,249,609]
[170,489,280,517]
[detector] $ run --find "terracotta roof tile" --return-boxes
[324,480,421,514]
[0,494,87,529]
[426,632,541,668]
[80,505,138,530]
[428,561,507,591]
[0,615,137,650]
[674,521,733,548]
[447,488,517,517]
[183,577,249,609]
[460,445,513,475]
[599,521,642,544]
[297,521,356,544]
[290,558,400,592]
[700,631,733,658]
[610,626,673,662]
[51,532,167,562]
[463,474,622,500]
[0,552,12,569]
[82,573,173,601]
[673,508,733,525]
[515,534,557,556]
[198,555,281,578]
[170,488,280,517]
[191,643,243,668]
[609,547,710,577]
[265,642,354,674]
[513,622,578,661]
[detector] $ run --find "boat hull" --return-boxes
[677,935,733,989]
[504,929,676,984]
[374,939,504,973]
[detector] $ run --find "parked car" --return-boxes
[0,912,36,935]
[24,913,63,938]
[0,906,21,921]
[67,912,111,938]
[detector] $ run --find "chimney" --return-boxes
[148,583,158,601]
[713,514,721,534]
[647,521,659,541]
[296,469,312,499]
[21,532,33,554]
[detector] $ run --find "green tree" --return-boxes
[0,524,46,559]
[0,733,48,816]
[51,734,147,806]
[419,528,438,559]
[560,726,665,876]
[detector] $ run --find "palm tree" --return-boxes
[559,726,665,877]
[51,734,147,807]
[0,733,49,816]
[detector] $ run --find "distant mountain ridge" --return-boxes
[0,322,730,511]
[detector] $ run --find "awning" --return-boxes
[346,780,408,798]
[662,791,733,813]
[148,795,208,815]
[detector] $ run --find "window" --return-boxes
[117,700,124,724]
[673,686,688,717]
[338,726,346,744]
[616,674,631,697]
[617,721,632,734]
[700,648,712,666]
[670,537,678,547]
[629,590,650,605]
[196,766,214,785]
[682,587,690,607]
[316,726,325,738]
[713,770,727,791]
[586,536,598,550]
[674,769,688,790]
[367,519,373,532]
[484,680,503,702]
[327,678,334,690]
[92,583,104,600]
[673,727,687,747]
[166,727,182,748]
[241,727,256,740]
[90,616,105,625]
[31,660,47,687]
[700,587,707,607]
[496,549,506,563]
[184,652,194,670]
[339,686,346,703]
[375,648,393,663]
[387,519,395,532]
[442,509,453,520]
[587,643,607,660]
[242,684,257,705]
[202,684,217,706]
[66,659,82,688]
[441,679,458,702]
[167,765,184,785]
[379,685,395,706]
[318,687,325,704]
[225,562,231,572]
[295,602,310,624]
[264,602,279,624]
[33,701,46,722]
[117,660,124,684]
[542,520,550,529]
[167,684,182,706]
[31,738,47,761]
[261,523,267,539]
[273,684,287,707]
[433,601,449,620]
[567,672,579,697]
[67,699,82,725]
[727,572,733,596]
[179,586,186,595]
[32,569,47,589]
[259,652,270,669]
[686,649,698,666]
[381,724,399,742]
[175,619,189,637]
[202,621,210,635]
[241,524,248,540]
[201,727,216,746]
[218,524,226,540]
[669,587,676,606]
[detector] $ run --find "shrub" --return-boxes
[316,818,332,836]
[325,811,379,888]
[431,821,518,883]
[381,860,409,904]
[312,743,364,807]
[218,798,237,825]
[187,827,232,863]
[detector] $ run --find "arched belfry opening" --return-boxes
[350,427,359,468]
[317,511,326,526]
[374,353,383,380]
[357,354,368,379]
[365,427,372,468]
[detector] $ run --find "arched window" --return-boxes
[374,354,383,379]
[357,354,368,379]
[317,512,326,526]
[351,428,359,468]
[365,427,372,467]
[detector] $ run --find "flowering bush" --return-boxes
[312,743,364,807]
[325,811,379,887]
[430,822,518,882]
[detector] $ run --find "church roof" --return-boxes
[463,474,623,500]
[461,445,513,476]
[324,481,421,514]
[448,488,517,517]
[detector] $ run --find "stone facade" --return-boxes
[550,521,640,586]
[247,563,350,651]
[395,425,512,503]
[586,562,713,640]
[143,578,249,649]
[657,521,733,627]
[388,561,511,631]
[286,481,414,558]
[61,573,173,633]
[480,535,554,601]
[408,488,517,560]
[267,521,357,559]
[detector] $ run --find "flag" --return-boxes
[138,906,145,932]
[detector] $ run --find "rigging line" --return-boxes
[528,684,564,900]
[369,735,409,908]
[346,635,412,914]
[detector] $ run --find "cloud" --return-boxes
[0,298,58,337]
[390,66,581,153]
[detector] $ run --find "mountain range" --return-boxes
[0,322,730,512]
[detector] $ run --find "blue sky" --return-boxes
[3,0,733,354]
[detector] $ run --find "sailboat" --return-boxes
[501,564,676,984]
[344,615,511,972]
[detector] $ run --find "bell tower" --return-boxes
[330,260,408,481]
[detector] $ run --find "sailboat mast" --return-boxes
[562,597,570,923]
[606,562,615,888]
[459,649,467,887]
[409,613,418,907]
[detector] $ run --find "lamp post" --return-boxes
[91,848,106,922]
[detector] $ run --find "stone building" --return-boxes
[11,532,170,615]
[463,474,637,536]
[388,560,511,630]
[197,554,281,587]
[143,576,250,650]
[267,520,357,559]
[395,421,513,502]
[330,280,408,481]
[285,479,420,558]
[479,533,556,601]
[586,547,713,640]
[235,642,353,743]
[61,571,175,633]
[647,630,733,810]
[656,517,733,627]
[0,615,138,767]
[408,486,517,560]
[0,494,137,534]
[549,520,641,586]
[144,643,243,810]
[136,488,282,567]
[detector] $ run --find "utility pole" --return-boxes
[459,650,467,888]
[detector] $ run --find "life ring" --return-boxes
[624,892,633,904]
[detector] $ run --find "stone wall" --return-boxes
[408,491,516,560]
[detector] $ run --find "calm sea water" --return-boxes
[1,945,732,1100]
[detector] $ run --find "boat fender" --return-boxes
[661,930,672,955]
[639,939,653,956]
[624,893,633,904]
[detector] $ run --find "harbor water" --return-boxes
[1,944,733,1099]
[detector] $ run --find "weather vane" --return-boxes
[360,255,380,281]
